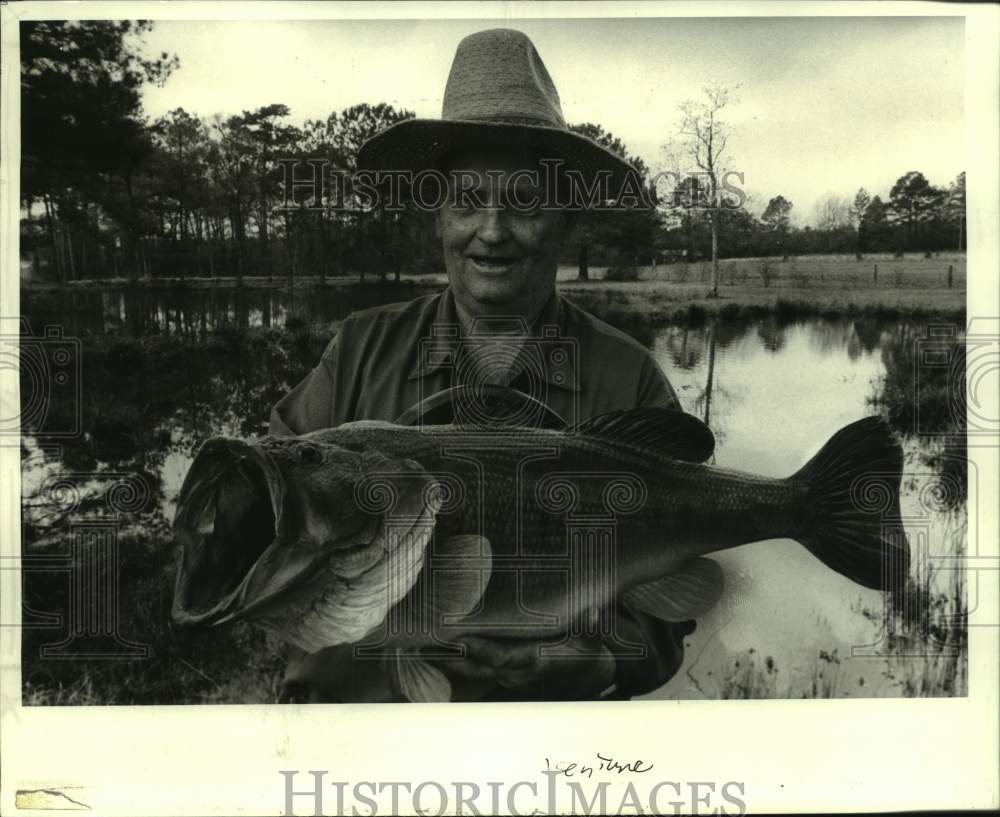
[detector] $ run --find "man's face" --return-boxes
[437,148,573,320]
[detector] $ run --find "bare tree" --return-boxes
[814,193,851,231]
[668,84,739,297]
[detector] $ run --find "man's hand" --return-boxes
[279,635,618,703]
[280,644,398,703]
[426,634,618,701]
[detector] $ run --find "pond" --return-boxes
[645,318,966,699]
[17,288,967,703]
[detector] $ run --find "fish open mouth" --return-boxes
[172,438,286,625]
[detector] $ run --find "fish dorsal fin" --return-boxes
[395,385,566,430]
[571,407,715,463]
[388,650,452,703]
[624,557,724,621]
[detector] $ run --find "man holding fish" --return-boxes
[269,29,695,702]
[171,29,908,703]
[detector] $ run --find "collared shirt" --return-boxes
[268,286,690,700]
[269,288,679,434]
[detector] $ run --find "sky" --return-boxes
[134,16,965,224]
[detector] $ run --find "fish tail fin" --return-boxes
[792,417,910,591]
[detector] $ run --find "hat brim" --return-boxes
[356,119,638,202]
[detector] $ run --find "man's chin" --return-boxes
[463,277,527,308]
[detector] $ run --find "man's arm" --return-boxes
[637,352,682,411]
[268,336,341,436]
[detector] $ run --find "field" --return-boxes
[555,253,966,320]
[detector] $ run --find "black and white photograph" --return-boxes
[2,2,998,815]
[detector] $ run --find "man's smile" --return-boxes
[466,254,520,273]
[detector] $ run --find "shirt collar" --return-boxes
[406,288,581,392]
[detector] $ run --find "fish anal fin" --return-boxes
[390,651,452,702]
[570,408,715,463]
[624,557,724,621]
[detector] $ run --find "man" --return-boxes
[270,28,694,702]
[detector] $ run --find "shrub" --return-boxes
[604,265,640,282]
[718,302,743,321]
[684,303,707,325]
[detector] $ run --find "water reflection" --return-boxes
[649,315,967,701]
[22,282,438,337]
[18,293,968,703]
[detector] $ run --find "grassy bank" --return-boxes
[562,284,964,328]
[560,254,966,323]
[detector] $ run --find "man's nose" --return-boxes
[474,208,509,245]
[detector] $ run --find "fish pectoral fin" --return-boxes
[570,408,715,463]
[624,557,724,621]
[428,535,493,618]
[389,651,452,703]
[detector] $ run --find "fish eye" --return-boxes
[297,444,323,466]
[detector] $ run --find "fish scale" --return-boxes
[300,425,814,637]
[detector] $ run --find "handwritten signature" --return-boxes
[544,753,654,778]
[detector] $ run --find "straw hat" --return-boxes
[357,28,637,194]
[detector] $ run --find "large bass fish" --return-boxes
[172,387,909,702]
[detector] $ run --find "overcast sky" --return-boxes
[135,16,965,223]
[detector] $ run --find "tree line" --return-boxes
[20,21,966,286]
[749,174,966,261]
